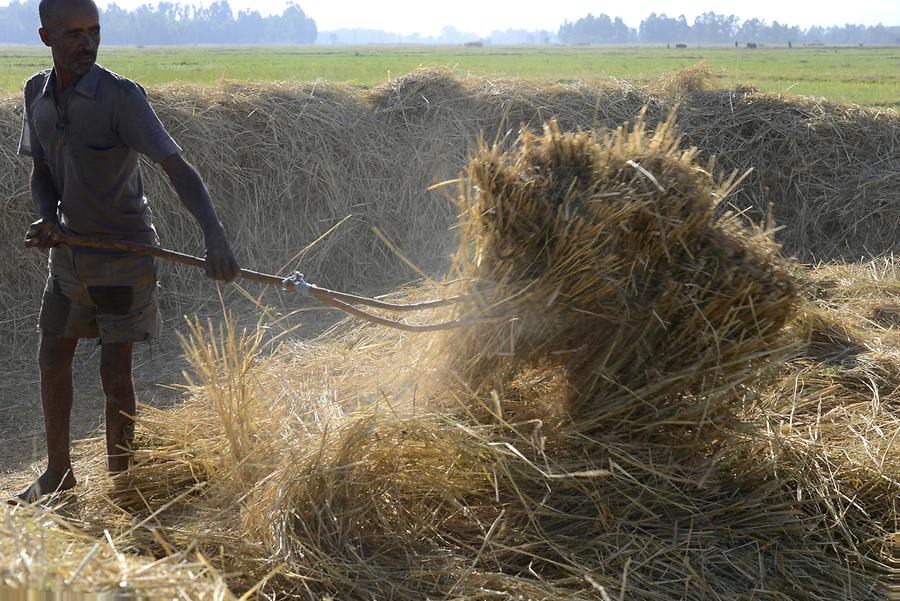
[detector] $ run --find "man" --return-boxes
[15,0,239,502]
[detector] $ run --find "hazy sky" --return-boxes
[8,0,900,36]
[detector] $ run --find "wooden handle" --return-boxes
[59,235,287,288]
[51,234,468,313]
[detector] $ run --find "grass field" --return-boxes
[1,44,898,107]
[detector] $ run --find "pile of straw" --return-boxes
[4,116,895,599]
[448,115,797,407]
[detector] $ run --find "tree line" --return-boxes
[559,12,900,45]
[1,0,896,46]
[0,0,317,45]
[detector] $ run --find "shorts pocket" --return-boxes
[88,285,133,315]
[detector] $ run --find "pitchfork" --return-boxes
[30,233,478,333]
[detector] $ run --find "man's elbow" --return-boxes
[31,158,50,179]
[160,152,189,178]
[30,159,56,192]
[163,153,205,190]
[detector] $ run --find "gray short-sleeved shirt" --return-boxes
[18,64,181,248]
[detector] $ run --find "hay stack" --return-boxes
[449,115,798,417]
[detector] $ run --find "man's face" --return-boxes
[39,1,101,78]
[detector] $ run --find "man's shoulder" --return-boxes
[25,68,51,84]
[94,65,148,98]
[23,69,51,96]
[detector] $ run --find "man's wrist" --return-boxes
[202,221,227,242]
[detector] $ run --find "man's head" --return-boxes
[38,0,100,79]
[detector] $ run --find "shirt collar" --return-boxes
[38,64,100,100]
[74,64,100,98]
[38,69,55,98]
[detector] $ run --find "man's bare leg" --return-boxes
[100,341,135,473]
[15,334,79,501]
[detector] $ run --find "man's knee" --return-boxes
[38,335,77,375]
[101,371,134,402]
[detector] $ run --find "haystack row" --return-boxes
[0,69,898,352]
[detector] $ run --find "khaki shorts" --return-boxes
[39,246,160,343]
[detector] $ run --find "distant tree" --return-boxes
[277,2,317,43]
[611,17,636,43]
[99,3,130,44]
[691,12,739,44]
[738,18,768,43]
[234,9,264,43]
[559,12,637,44]
[805,25,825,44]
[1,0,40,44]
[640,13,687,43]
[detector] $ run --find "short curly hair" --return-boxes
[39,0,98,29]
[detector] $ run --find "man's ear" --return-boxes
[38,26,52,47]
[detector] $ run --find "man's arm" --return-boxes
[24,158,63,248]
[159,152,239,282]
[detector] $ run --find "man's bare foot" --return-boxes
[9,470,77,505]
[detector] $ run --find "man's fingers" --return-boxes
[222,257,238,283]
[24,221,63,250]
[25,232,55,249]
[213,260,225,282]
[206,256,224,282]
[203,247,239,282]
[25,226,42,244]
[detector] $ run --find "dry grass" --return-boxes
[0,501,235,598]
[2,116,895,599]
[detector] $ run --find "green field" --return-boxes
[1,44,898,107]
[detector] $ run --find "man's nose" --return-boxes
[80,34,96,50]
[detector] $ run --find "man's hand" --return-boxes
[24,218,63,249]
[204,227,240,282]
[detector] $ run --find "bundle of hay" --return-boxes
[449,115,798,417]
